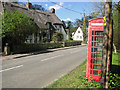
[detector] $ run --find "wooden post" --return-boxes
[101,0,112,88]
[4,43,10,55]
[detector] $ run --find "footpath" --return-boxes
[2,44,87,61]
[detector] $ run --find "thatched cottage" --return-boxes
[0,1,67,43]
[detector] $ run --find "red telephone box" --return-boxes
[86,18,104,82]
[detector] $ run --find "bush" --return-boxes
[52,32,64,42]
[108,72,120,88]
[43,37,47,43]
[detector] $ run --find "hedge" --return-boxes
[11,41,82,54]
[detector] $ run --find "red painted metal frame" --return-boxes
[86,18,104,82]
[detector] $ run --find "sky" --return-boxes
[31,2,95,22]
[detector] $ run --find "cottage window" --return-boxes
[78,31,80,33]
[60,25,62,28]
[77,36,79,39]
[80,36,82,39]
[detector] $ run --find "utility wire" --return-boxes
[47,0,83,15]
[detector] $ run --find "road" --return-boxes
[2,45,87,88]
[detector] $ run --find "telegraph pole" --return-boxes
[101,0,113,88]
[83,9,86,42]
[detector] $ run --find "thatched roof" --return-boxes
[1,2,63,30]
[0,2,3,15]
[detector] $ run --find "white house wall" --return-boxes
[73,27,83,41]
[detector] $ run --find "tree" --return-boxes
[90,2,105,17]
[113,2,120,51]
[101,1,112,88]
[69,27,77,40]
[82,15,94,27]
[2,10,38,47]
[62,20,66,29]
[90,2,120,51]
[67,21,73,29]
[74,19,82,27]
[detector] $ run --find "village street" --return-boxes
[2,45,87,88]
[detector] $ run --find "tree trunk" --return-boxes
[101,0,112,88]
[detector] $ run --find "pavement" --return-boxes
[2,44,87,61]
[2,45,87,88]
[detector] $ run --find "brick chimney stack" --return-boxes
[51,8,55,13]
[26,0,32,9]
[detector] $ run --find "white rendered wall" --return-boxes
[73,27,83,41]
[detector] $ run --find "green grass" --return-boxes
[47,51,120,88]
[112,51,120,65]
[111,51,120,75]
[48,60,100,88]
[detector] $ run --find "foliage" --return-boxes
[10,41,81,54]
[68,27,77,40]
[113,2,120,50]
[108,51,120,88]
[69,27,77,34]
[62,20,66,29]
[0,13,2,39]
[43,37,47,43]
[52,32,64,42]
[66,21,73,29]
[64,40,75,42]
[2,10,38,46]
[90,2,105,17]
[74,19,82,27]
[108,72,120,88]
[90,2,120,50]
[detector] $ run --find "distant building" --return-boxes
[72,27,83,41]
[0,1,67,43]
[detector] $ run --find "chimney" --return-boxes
[51,8,55,13]
[26,0,32,9]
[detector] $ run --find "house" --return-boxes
[72,26,83,41]
[0,1,67,43]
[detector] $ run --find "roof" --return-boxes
[88,17,103,22]
[0,2,3,15]
[1,2,63,29]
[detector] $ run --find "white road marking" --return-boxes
[70,50,80,54]
[0,65,23,73]
[41,55,64,62]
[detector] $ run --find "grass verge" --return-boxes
[111,51,120,75]
[48,60,100,88]
[48,51,120,88]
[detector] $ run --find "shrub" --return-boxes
[108,72,120,88]
[43,37,47,43]
[52,32,64,42]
